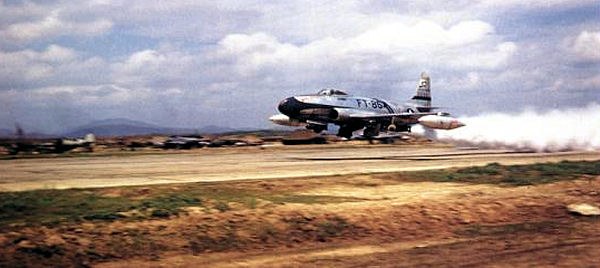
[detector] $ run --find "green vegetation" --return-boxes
[245,197,258,209]
[213,201,231,212]
[399,160,600,186]
[0,190,203,226]
[316,216,350,241]
[0,190,129,226]
[283,214,353,242]
[0,182,359,228]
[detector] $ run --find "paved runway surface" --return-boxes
[1,145,599,191]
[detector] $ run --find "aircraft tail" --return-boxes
[84,133,96,143]
[411,72,431,110]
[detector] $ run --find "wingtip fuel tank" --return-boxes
[417,115,465,130]
[269,114,306,127]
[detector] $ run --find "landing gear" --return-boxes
[306,123,327,133]
[363,123,381,137]
[393,125,411,133]
[337,127,354,139]
[338,124,379,139]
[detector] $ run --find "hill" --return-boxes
[62,118,238,137]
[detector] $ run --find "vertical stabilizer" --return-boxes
[411,72,431,109]
[15,123,24,139]
[84,133,96,143]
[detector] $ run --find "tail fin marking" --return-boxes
[411,72,431,110]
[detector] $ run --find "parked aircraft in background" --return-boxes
[1,133,96,155]
[55,133,96,153]
[270,72,465,138]
[162,135,209,149]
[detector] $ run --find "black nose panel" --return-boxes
[278,97,299,115]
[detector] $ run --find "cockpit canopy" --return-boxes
[316,88,348,96]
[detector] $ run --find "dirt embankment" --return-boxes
[1,171,599,267]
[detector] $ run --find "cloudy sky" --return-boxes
[1,0,599,133]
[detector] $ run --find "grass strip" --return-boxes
[398,160,600,186]
[1,160,598,228]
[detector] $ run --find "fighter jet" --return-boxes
[1,132,96,155]
[55,133,96,153]
[270,72,464,138]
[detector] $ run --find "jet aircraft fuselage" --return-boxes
[270,72,465,138]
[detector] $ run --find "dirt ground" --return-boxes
[1,144,599,192]
[2,169,599,267]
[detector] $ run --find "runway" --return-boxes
[1,145,599,192]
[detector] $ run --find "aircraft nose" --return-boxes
[278,97,296,115]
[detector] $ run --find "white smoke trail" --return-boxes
[433,103,600,152]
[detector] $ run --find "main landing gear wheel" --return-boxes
[306,124,326,133]
[337,128,354,139]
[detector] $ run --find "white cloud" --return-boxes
[0,84,153,111]
[454,72,482,90]
[479,0,597,9]
[119,50,167,73]
[350,20,493,51]
[572,30,600,61]
[0,1,48,25]
[217,19,512,77]
[445,42,517,69]
[0,45,108,89]
[1,48,55,82]
[0,7,112,44]
[39,45,78,63]
[110,48,197,87]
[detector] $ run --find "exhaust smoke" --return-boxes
[432,103,600,152]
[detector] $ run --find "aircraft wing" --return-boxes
[348,112,437,120]
[306,120,327,126]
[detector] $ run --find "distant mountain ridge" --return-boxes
[76,118,160,129]
[62,118,238,137]
[0,128,58,139]
[0,128,14,138]
[1,118,243,138]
